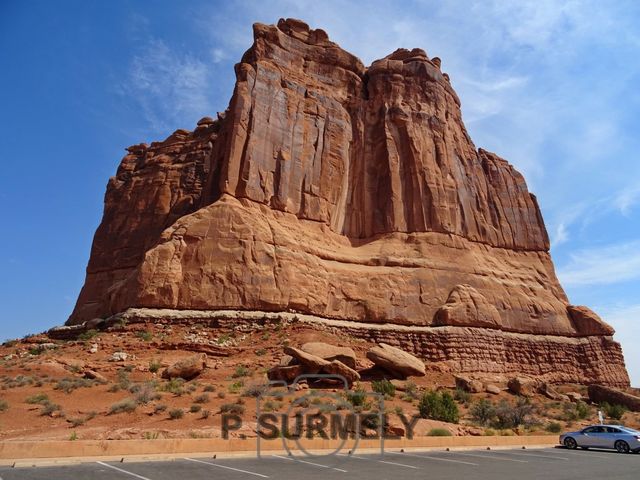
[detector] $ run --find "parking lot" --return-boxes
[0,447,638,480]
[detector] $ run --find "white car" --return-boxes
[560,425,640,453]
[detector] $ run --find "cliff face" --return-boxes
[69,18,629,386]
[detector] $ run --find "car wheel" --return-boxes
[614,440,630,454]
[564,437,578,449]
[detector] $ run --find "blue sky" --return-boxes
[1,0,639,385]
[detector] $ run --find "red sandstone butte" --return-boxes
[68,18,629,387]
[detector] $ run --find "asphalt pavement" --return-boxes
[0,447,638,480]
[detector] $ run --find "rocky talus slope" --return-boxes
[67,18,629,386]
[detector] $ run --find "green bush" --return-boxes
[232,365,250,378]
[454,388,471,405]
[136,330,153,342]
[203,385,216,393]
[545,422,563,433]
[372,379,396,398]
[194,393,210,404]
[78,329,99,341]
[418,390,460,423]
[40,402,62,416]
[428,428,452,436]
[149,360,162,373]
[345,387,368,407]
[109,398,137,415]
[601,402,627,420]
[470,398,496,426]
[55,377,94,394]
[190,404,202,413]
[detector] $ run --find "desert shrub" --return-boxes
[372,379,396,398]
[493,397,534,429]
[217,391,226,399]
[232,365,250,378]
[562,401,590,421]
[203,385,216,393]
[78,329,99,341]
[0,399,8,412]
[454,388,471,405]
[470,398,496,426]
[55,377,95,394]
[220,403,245,415]
[401,381,419,402]
[228,381,244,394]
[136,330,153,342]
[190,404,202,413]
[418,390,459,423]
[131,383,160,405]
[161,378,185,396]
[428,428,452,436]
[69,431,78,441]
[169,408,184,420]
[394,405,404,416]
[40,402,62,416]
[255,349,267,356]
[149,359,162,374]
[25,393,50,405]
[109,398,137,415]
[201,409,211,419]
[601,402,627,420]
[194,393,210,404]
[484,428,496,436]
[154,404,167,414]
[242,384,268,398]
[545,422,563,433]
[345,387,368,407]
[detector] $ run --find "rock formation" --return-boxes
[68,18,629,386]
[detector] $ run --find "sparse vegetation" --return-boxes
[154,404,167,414]
[220,403,245,415]
[40,402,62,416]
[109,398,137,415]
[232,365,250,378]
[201,409,211,419]
[169,408,184,420]
[418,390,459,423]
[189,404,202,413]
[161,378,185,396]
[55,377,95,394]
[25,393,50,405]
[131,382,161,405]
[470,398,496,426]
[203,385,215,393]
[149,359,162,373]
[428,428,452,436]
[601,402,627,420]
[255,348,267,356]
[194,393,210,404]
[78,329,99,341]
[372,379,396,398]
[69,431,78,441]
[345,387,368,407]
[228,381,244,394]
[561,401,590,421]
[242,383,268,398]
[493,397,534,429]
[0,399,8,412]
[545,422,563,433]
[453,388,471,405]
[136,330,153,342]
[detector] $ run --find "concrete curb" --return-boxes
[0,435,559,467]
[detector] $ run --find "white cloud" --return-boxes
[614,184,640,215]
[121,38,213,135]
[552,222,569,248]
[598,303,640,387]
[558,240,640,287]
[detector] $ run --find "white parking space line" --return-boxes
[387,451,478,466]
[96,461,153,480]
[185,458,270,478]
[272,454,348,473]
[445,451,528,463]
[338,453,418,469]
[546,449,615,459]
[492,451,569,461]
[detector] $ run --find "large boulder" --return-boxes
[321,360,360,386]
[162,353,206,380]
[507,377,538,397]
[588,385,640,412]
[366,343,426,379]
[283,346,330,372]
[300,342,357,369]
[455,375,484,393]
[267,364,304,383]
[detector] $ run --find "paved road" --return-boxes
[1,447,638,480]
